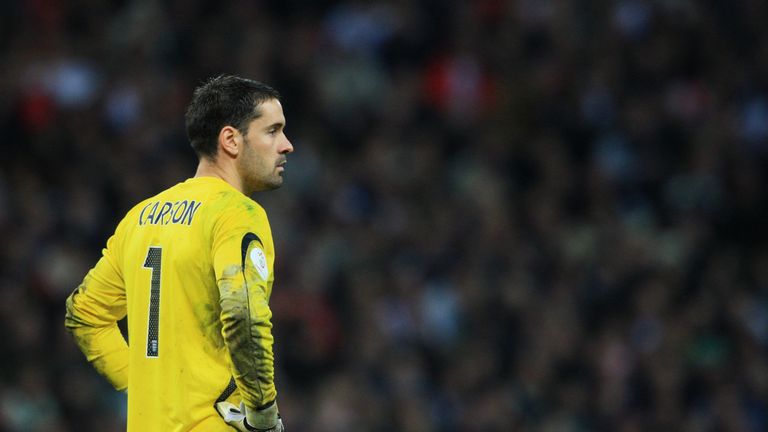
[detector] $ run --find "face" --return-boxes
[237,98,294,193]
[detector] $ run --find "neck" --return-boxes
[194,158,245,194]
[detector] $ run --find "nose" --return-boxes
[280,135,294,154]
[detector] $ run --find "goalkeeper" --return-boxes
[65,75,293,431]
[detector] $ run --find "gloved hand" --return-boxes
[216,400,284,432]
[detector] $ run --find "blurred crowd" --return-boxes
[2,0,768,431]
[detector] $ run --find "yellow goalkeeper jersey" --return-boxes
[65,176,278,431]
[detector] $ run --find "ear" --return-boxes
[218,126,241,158]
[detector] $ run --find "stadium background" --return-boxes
[1,1,768,431]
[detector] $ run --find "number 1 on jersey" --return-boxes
[143,246,162,358]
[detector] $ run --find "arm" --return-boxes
[64,234,129,391]
[213,211,279,429]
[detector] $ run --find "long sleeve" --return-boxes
[212,203,277,413]
[217,260,276,407]
[64,234,129,391]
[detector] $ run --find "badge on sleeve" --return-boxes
[249,247,269,281]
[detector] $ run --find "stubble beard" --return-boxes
[241,163,281,194]
[239,144,283,194]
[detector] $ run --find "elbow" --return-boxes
[220,303,249,330]
[219,300,250,350]
[64,291,84,332]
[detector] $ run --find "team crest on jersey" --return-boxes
[250,247,269,281]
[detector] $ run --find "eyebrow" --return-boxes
[264,122,285,131]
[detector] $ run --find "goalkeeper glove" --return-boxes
[216,400,284,432]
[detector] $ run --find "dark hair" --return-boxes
[185,75,281,159]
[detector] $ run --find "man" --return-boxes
[65,75,293,431]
